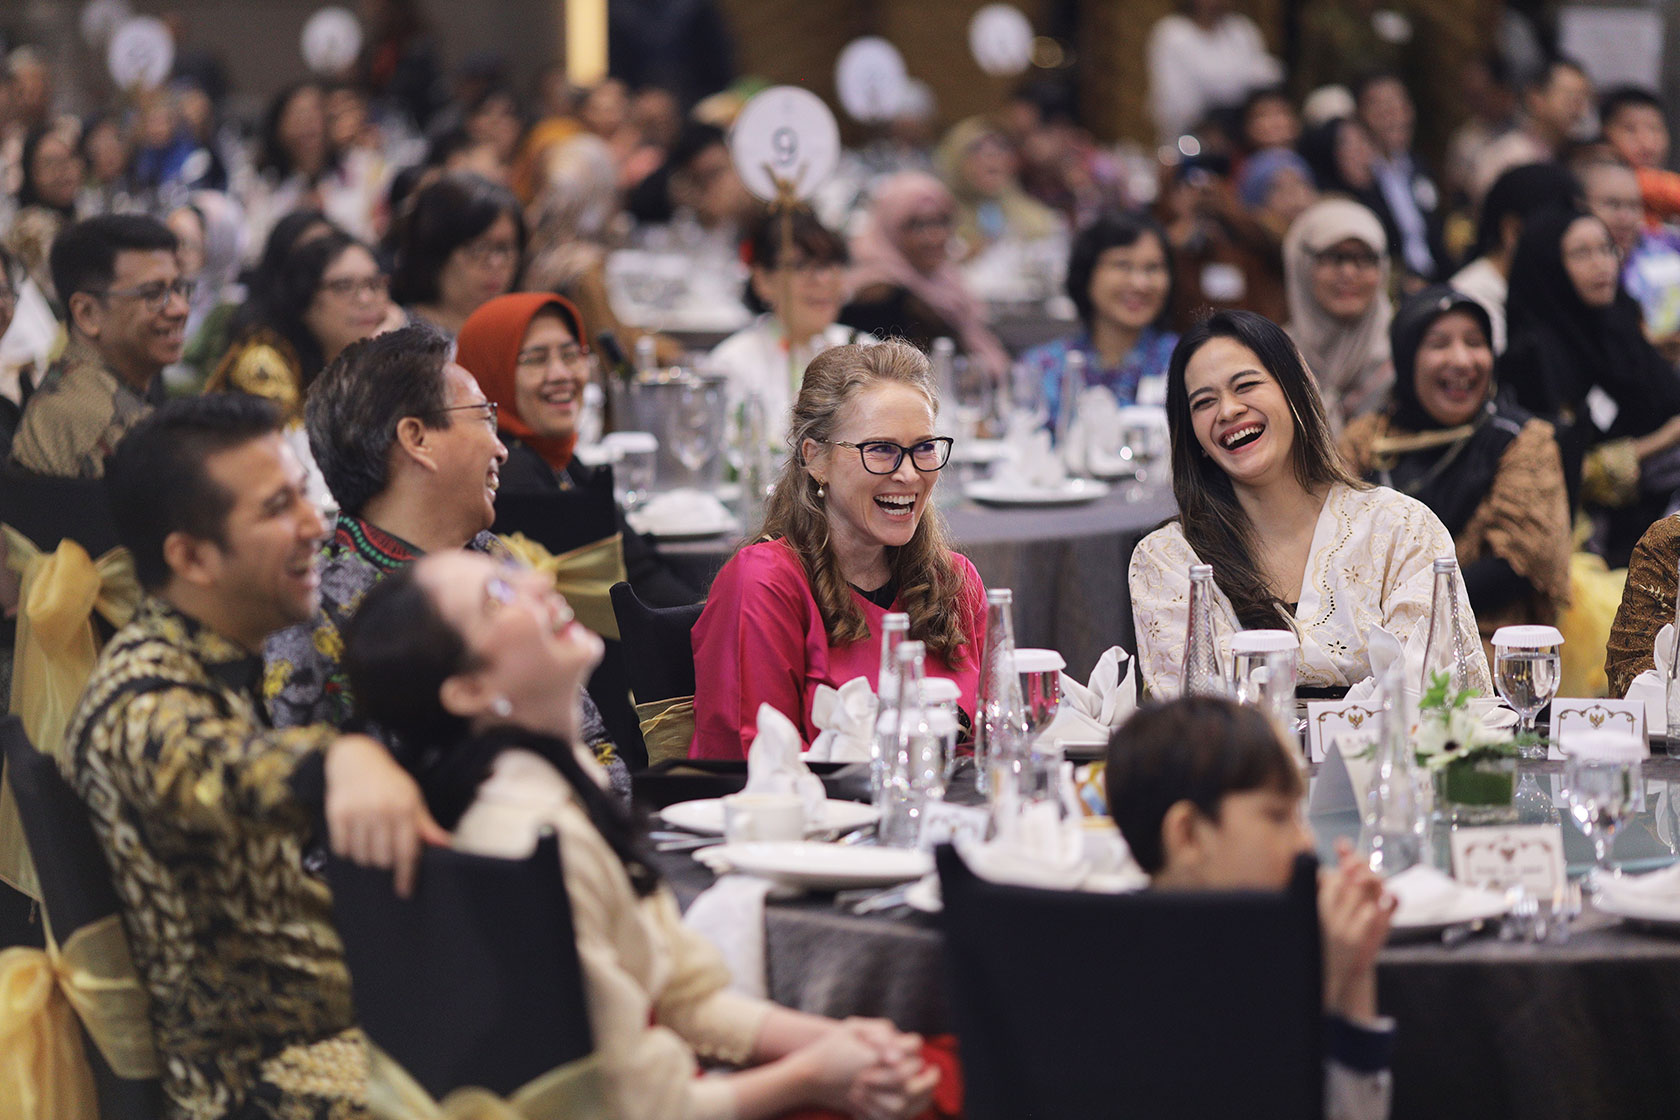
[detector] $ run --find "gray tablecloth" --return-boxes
[656,757,1680,1120]
[656,483,1176,680]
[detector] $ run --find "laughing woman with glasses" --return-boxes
[690,340,988,759]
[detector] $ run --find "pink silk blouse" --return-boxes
[688,539,988,760]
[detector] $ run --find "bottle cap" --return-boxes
[987,588,1014,604]
[1230,629,1299,653]
[1014,648,1066,673]
[1491,625,1565,648]
[1432,557,1459,573]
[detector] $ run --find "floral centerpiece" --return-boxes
[1413,672,1527,822]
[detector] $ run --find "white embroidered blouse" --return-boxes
[1128,483,1493,698]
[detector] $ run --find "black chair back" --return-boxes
[609,580,703,704]
[0,467,122,556]
[936,844,1324,1120]
[0,716,162,1120]
[326,833,594,1098]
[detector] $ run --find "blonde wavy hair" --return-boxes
[754,340,972,666]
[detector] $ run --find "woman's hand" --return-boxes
[1320,838,1395,1025]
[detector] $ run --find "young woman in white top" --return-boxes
[1128,309,1489,698]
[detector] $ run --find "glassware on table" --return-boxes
[600,430,658,511]
[1560,728,1643,889]
[1419,557,1474,695]
[1014,648,1066,740]
[871,613,911,804]
[1230,629,1299,744]
[1053,350,1086,451]
[1359,657,1426,876]
[1492,625,1564,758]
[1181,564,1228,699]
[919,676,961,788]
[1116,406,1167,494]
[880,641,944,848]
[974,589,1028,795]
[669,376,722,478]
[1007,360,1049,431]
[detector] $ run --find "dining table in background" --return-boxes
[654,481,1177,681]
[659,757,1680,1120]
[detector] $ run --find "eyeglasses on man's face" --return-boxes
[95,277,195,313]
[820,437,954,474]
[428,400,499,430]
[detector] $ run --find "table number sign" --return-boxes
[919,802,990,852]
[728,86,841,204]
[1548,699,1648,760]
[835,37,909,124]
[1449,825,1567,898]
[1307,700,1383,763]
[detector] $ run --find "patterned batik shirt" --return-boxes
[62,597,368,1120]
[9,334,154,478]
[263,516,613,753]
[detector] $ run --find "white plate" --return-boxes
[661,797,879,837]
[963,478,1110,507]
[1592,889,1680,929]
[702,841,932,890]
[625,513,741,540]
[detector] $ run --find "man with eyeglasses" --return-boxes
[11,214,190,477]
[263,326,618,769]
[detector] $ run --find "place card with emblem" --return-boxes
[1449,825,1567,897]
[1548,699,1648,760]
[1306,700,1383,763]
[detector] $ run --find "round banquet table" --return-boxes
[654,480,1178,681]
[657,757,1680,1120]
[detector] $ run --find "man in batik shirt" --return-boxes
[64,395,444,1119]
[263,325,614,755]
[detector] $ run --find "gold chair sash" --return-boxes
[497,533,626,641]
[634,695,696,766]
[0,913,161,1120]
[368,1044,610,1120]
[0,528,140,899]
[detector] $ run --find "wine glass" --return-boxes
[1492,625,1564,758]
[1561,729,1643,889]
[1116,406,1167,499]
[669,378,720,482]
[1230,630,1300,743]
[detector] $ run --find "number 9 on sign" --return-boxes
[729,86,841,203]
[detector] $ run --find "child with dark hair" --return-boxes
[1600,86,1680,228]
[1106,696,1396,1120]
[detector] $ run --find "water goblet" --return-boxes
[1560,728,1643,890]
[1230,630,1300,743]
[1492,625,1564,759]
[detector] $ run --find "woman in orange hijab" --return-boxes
[457,291,699,604]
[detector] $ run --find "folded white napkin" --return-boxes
[1060,387,1122,477]
[805,677,879,762]
[1385,865,1469,925]
[1595,860,1680,916]
[747,704,827,817]
[682,874,774,997]
[1624,623,1674,734]
[1040,646,1137,746]
[624,488,737,536]
[1001,418,1067,489]
[1344,625,1418,705]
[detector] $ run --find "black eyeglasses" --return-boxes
[428,400,499,428]
[820,437,953,474]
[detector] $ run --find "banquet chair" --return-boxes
[610,580,704,766]
[936,844,1324,1120]
[325,831,594,1099]
[0,716,163,1120]
[494,487,647,768]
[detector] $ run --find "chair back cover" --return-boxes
[0,468,122,557]
[936,844,1324,1120]
[1,716,163,1120]
[609,581,703,703]
[326,833,594,1099]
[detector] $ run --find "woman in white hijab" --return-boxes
[1283,198,1394,432]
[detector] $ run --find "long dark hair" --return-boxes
[1164,310,1362,628]
[344,564,659,897]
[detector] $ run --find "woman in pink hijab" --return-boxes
[842,171,1011,379]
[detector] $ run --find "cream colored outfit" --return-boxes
[453,749,770,1120]
[1128,483,1492,698]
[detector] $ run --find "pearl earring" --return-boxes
[491,696,513,718]
[815,481,826,497]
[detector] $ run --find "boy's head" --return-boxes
[1600,86,1669,171]
[1105,697,1309,890]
